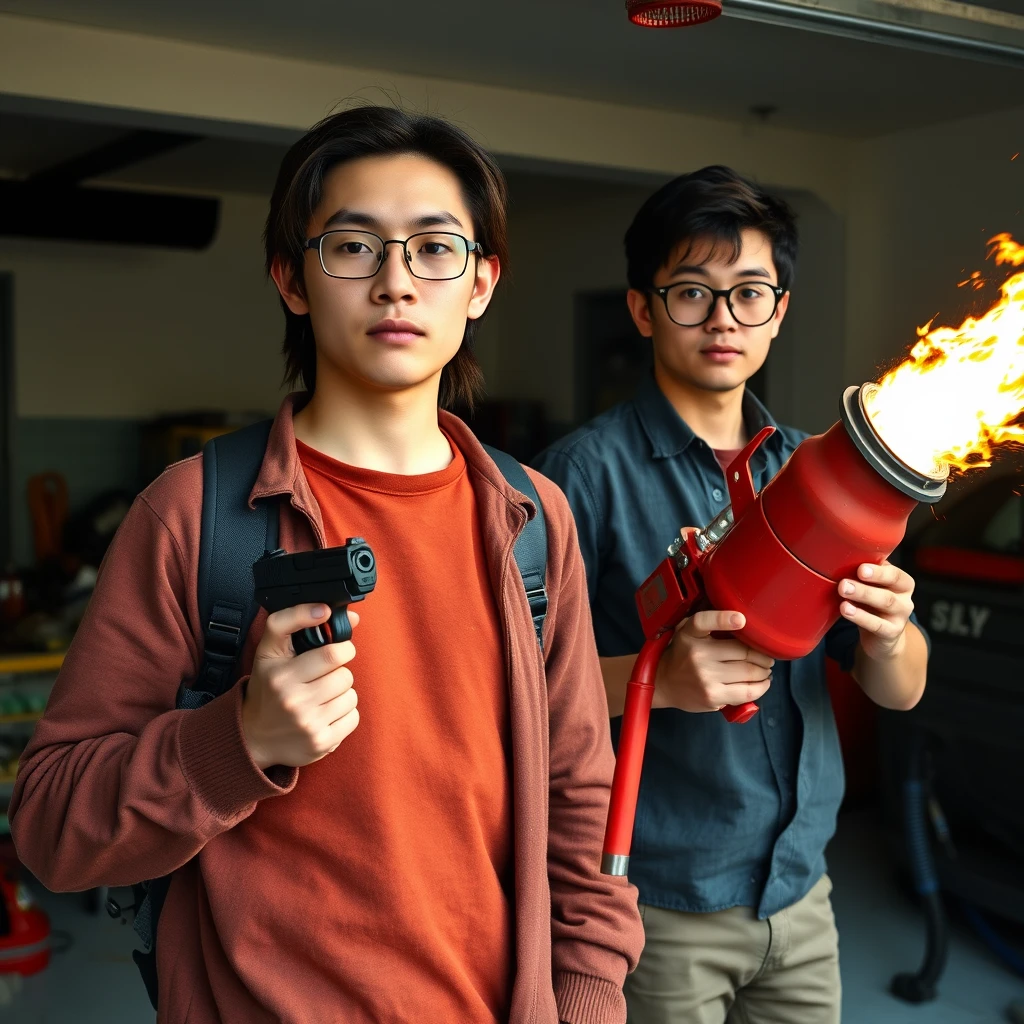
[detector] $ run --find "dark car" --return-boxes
[881,469,1024,924]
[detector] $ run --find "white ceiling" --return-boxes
[0,0,1022,138]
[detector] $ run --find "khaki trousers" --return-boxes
[625,874,841,1024]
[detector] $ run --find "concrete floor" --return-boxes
[4,807,1023,1023]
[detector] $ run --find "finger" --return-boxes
[313,665,355,704]
[839,601,904,639]
[282,642,357,692]
[258,603,331,657]
[838,579,907,616]
[298,638,357,677]
[682,610,745,638]
[716,678,772,705]
[857,562,913,593]
[711,662,773,686]
[695,639,775,669]
[324,706,361,753]
[321,685,358,726]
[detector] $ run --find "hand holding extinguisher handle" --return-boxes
[602,631,674,875]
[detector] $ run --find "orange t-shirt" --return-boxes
[263,435,514,1023]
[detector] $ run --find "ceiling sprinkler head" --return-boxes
[626,0,723,28]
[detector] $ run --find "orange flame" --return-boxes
[865,233,1024,476]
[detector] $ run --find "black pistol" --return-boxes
[252,538,377,654]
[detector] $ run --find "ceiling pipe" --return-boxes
[722,0,1024,68]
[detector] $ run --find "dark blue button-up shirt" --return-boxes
[533,374,862,919]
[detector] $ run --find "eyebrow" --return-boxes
[669,263,773,279]
[321,208,465,232]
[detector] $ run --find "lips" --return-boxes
[368,318,425,344]
[702,346,743,362]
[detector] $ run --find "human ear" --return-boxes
[270,254,310,316]
[466,255,501,320]
[626,288,655,339]
[770,290,791,339]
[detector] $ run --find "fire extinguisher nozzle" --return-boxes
[842,384,947,503]
[601,853,630,876]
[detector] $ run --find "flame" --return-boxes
[865,232,1024,476]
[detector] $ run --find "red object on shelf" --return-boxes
[626,0,723,27]
[0,846,51,977]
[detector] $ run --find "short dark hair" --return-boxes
[624,165,798,294]
[264,105,509,410]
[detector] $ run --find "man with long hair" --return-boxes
[11,106,643,1024]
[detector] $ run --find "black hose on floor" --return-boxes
[890,728,949,1003]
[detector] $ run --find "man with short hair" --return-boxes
[534,165,928,1024]
[12,106,643,1024]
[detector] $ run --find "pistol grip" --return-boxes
[328,605,353,643]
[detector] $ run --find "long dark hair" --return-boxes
[264,106,509,410]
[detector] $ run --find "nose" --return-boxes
[370,241,418,305]
[704,293,736,332]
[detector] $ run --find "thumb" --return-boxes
[681,609,745,638]
[258,603,331,658]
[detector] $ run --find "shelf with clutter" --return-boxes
[0,654,64,830]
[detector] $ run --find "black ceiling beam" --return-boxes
[0,180,219,250]
[28,129,202,188]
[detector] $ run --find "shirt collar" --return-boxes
[634,371,781,460]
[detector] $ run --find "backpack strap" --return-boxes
[132,419,279,1010]
[482,445,548,651]
[180,419,279,708]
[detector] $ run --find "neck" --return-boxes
[292,364,453,475]
[654,362,748,450]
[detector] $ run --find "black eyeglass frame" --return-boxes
[650,281,786,328]
[303,229,485,281]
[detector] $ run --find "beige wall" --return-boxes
[2,194,285,418]
[3,13,1023,438]
[488,174,655,424]
[0,12,853,211]
[844,103,1024,387]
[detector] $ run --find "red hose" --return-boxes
[602,631,673,874]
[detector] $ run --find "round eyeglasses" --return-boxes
[651,281,785,328]
[304,230,483,281]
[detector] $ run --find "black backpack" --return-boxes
[128,420,549,1010]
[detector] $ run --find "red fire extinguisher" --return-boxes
[602,383,948,875]
[0,859,51,977]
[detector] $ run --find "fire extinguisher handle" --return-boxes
[725,426,775,520]
[721,701,759,724]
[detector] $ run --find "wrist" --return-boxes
[650,650,671,709]
[862,625,908,663]
[240,702,273,771]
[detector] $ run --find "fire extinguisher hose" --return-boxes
[602,630,674,875]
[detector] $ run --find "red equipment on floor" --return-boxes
[0,843,50,977]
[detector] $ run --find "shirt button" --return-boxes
[712,488,724,502]
[767,716,776,727]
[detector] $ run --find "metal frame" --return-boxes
[724,0,1024,67]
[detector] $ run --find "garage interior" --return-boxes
[0,1,1023,1021]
